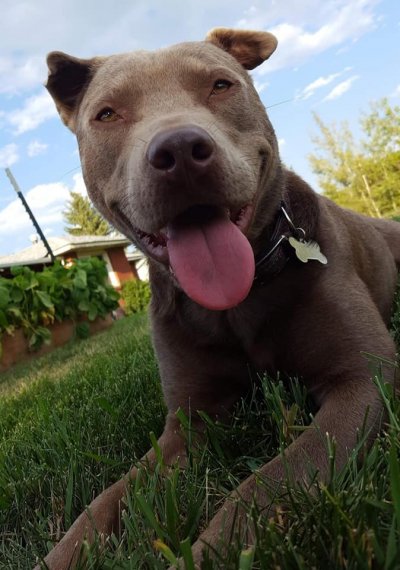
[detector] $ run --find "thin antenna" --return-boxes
[5,168,55,262]
[266,98,294,110]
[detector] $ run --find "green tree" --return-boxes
[64,191,112,236]
[308,98,400,218]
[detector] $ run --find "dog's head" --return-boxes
[47,29,281,310]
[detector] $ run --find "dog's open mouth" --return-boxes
[134,204,255,310]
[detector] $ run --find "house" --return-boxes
[126,249,149,281]
[0,234,148,289]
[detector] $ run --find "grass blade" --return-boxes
[389,439,400,530]
[153,539,179,565]
[239,547,255,570]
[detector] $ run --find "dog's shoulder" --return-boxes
[285,168,397,281]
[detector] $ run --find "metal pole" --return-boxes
[5,168,55,262]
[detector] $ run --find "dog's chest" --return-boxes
[227,292,283,373]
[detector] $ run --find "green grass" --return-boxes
[0,309,399,569]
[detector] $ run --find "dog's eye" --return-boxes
[211,79,233,95]
[95,108,119,122]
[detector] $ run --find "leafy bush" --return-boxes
[121,279,151,314]
[0,258,119,351]
[75,321,90,340]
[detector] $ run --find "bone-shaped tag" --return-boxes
[288,237,328,265]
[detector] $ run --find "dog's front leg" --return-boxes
[189,375,389,566]
[34,415,188,570]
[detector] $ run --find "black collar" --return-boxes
[254,201,304,284]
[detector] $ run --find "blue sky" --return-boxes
[0,0,399,256]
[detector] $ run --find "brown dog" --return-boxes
[37,28,399,568]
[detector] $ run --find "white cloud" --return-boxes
[296,66,353,100]
[27,140,48,157]
[8,91,57,135]
[0,172,86,236]
[0,0,381,93]
[299,72,342,100]
[392,84,400,98]
[253,79,270,94]
[0,0,237,93]
[278,138,286,148]
[0,143,19,167]
[251,1,379,76]
[71,172,88,196]
[323,75,359,101]
[0,55,44,95]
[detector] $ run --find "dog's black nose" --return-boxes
[147,125,215,172]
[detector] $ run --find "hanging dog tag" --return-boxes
[288,237,328,265]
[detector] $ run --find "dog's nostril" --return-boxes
[192,140,213,162]
[150,148,176,171]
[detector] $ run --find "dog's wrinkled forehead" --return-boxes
[85,42,250,100]
[46,28,277,131]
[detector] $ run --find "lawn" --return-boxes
[0,310,399,569]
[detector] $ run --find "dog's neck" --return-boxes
[254,200,296,283]
[253,169,321,284]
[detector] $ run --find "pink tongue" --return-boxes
[167,211,255,310]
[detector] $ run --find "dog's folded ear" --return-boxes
[46,52,99,131]
[206,28,277,70]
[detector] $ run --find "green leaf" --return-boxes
[37,326,51,341]
[389,439,400,530]
[28,332,38,349]
[64,468,74,528]
[88,304,98,321]
[239,548,255,570]
[180,537,195,570]
[10,288,23,303]
[8,307,22,320]
[81,451,122,467]
[384,515,397,570]
[25,276,39,290]
[78,299,89,312]
[96,397,119,419]
[0,309,9,329]
[135,493,164,536]
[74,269,87,289]
[75,322,90,339]
[36,290,54,309]
[153,539,178,565]
[149,432,163,466]
[0,286,10,309]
